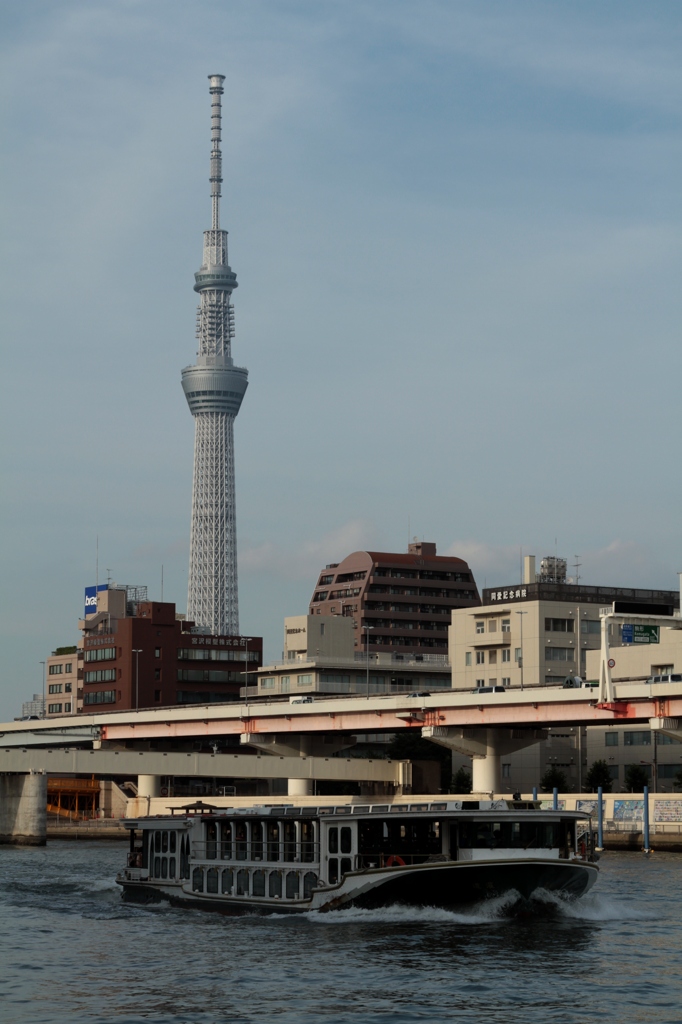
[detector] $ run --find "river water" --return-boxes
[0,842,681,1024]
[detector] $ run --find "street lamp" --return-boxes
[364,624,375,698]
[132,650,143,711]
[515,611,527,691]
[39,661,46,718]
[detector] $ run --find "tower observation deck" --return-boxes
[182,74,248,635]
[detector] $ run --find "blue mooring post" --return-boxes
[643,785,651,853]
[597,786,604,850]
[532,786,538,800]
[552,787,558,810]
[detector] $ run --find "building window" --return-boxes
[83,690,116,705]
[84,647,116,663]
[475,679,485,688]
[501,620,510,633]
[155,647,161,658]
[488,620,497,633]
[297,674,313,686]
[545,618,574,633]
[488,651,497,665]
[652,665,674,676]
[608,765,619,781]
[502,764,511,778]
[501,649,511,663]
[624,731,651,746]
[465,652,472,667]
[48,703,62,714]
[65,682,72,692]
[502,677,511,687]
[48,665,63,675]
[581,620,600,635]
[545,647,574,662]
[261,678,275,689]
[489,678,497,686]
[64,663,72,673]
[64,702,71,712]
[154,690,161,702]
[84,669,117,683]
[514,648,521,663]
[154,669,161,681]
[475,621,485,634]
[48,684,62,694]
[475,651,485,665]
[605,732,618,747]
[281,677,291,693]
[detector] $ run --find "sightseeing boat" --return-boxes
[117,799,599,914]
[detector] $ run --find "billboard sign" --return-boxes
[84,584,108,618]
[622,624,660,645]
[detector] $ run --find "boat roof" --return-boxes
[125,799,594,825]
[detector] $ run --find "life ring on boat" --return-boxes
[386,855,406,867]
[160,787,169,797]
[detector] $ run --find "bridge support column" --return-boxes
[137,775,162,799]
[0,773,47,845]
[422,726,547,796]
[287,778,314,797]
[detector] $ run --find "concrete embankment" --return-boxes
[602,832,682,852]
[47,818,128,840]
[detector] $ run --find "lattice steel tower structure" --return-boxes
[182,74,248,635]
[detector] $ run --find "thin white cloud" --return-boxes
[241,519,379,581]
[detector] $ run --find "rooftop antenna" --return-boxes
[573,554,582,585]
[96,534,99,589]
[161,564,164,602]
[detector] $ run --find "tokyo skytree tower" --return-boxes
[182,75,248,635]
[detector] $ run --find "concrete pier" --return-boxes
[0,773,47,845]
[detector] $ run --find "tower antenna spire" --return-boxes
[208,74,225,231]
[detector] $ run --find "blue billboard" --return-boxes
[84,584,108,618]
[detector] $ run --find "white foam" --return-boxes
[531,888,658,922]
[305,892,519,926]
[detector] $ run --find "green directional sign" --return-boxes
[622,624,660,645]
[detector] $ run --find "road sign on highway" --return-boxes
[622,624,660,645]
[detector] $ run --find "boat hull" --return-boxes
[118,858,597,915]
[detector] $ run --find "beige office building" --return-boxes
[45,646,79,717]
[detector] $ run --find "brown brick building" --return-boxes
[309,541,480,655]
[77,586,261,713]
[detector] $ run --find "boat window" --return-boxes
[206,868,219,893]
[283,821,297,862]
[206,822,217,860]
[458,821,559,849]
[328,827,339,854]
[340,858,352,878]
[269,870,283,898]
[154,856,161,877]
[162,831,169,854]
[169,832,177,854]
[221,868,233,894]
[237,869,250,896]
[161,857,168,879]
[286,872,300,899]
[154,832,162,853]
[252,870,266,897]
[251,822,264,861]
[301,821,316,863]
[340,827,352,854]
[235,822,248,861]
[169,857,176,878]
[180,835,190,879]
[266,822,279,861]
[328,858,338,884]
[192,867,203,892]
[142,831,150,870]
[303,872,317,899]
[221,822,232,860]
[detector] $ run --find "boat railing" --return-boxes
[191,841,320,864]
[357,852,444,869]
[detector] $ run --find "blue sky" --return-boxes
[1,1,681,719]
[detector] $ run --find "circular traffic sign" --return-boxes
[608,658,616,669]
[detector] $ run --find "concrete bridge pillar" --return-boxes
[241,733,354,799]
[422,726,547,796]
[287,778,314,796]
[0,773,47,845]
[137,775,162,799]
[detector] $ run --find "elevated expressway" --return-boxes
[3,679,682,796]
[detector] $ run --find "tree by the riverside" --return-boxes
[624,764,650,792]
[451,767,472,794]
[540,766,568,792]
[675,768,682,790]
[585,760,613,793]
